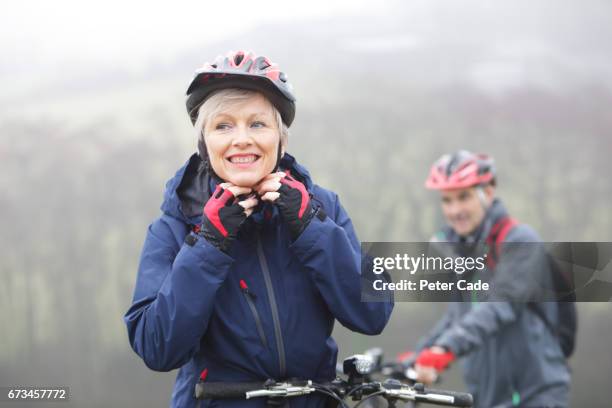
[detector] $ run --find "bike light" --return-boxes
[364,347,384,369]
[343,354,375,376]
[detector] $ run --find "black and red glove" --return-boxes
[200,185,248,253]
[275,172,315,240]
[415,348,455,371]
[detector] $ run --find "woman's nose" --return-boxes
[232,126,253,147]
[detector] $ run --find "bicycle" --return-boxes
[194,352,472,407]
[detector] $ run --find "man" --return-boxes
[413,150,571,407]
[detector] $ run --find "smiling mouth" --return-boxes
[452,216,469,225]
[227,154,261,164]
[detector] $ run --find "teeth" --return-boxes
[230,155,257,164]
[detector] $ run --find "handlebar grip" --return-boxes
[421,387,473,407]
[194,382,265,399]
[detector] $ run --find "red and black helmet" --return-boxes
[425,150,496,190]
[186,50,296,126]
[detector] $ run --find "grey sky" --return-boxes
[2,0,611,102]
[1,0,373,67]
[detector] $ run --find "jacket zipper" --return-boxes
[256,235,287,378]
[239,279,269,349]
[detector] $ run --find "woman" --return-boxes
[124,50,393,407]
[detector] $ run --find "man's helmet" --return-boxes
[425,150,496,190]
[186,50,296,126]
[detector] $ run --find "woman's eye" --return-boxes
[215,123,232,130]
[251,121,266,128]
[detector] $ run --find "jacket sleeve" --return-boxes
[289,193,394,335]
[414,308,454,353]
[124,216,235,371]
[433,225,549,356]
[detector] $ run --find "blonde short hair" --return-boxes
[194,88,289,152]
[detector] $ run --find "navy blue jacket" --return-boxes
[124,153,393,407]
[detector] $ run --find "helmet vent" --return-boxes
[257,58,271,70]
[234,54,244,66]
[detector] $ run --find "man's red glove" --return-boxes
[416,348,455,371]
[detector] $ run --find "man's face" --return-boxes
[439,186,494,237]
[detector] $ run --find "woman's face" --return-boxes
[204,93,282,187]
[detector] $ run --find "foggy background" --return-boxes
[1,0,611,406]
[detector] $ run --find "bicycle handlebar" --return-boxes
[194,382,265,399]
[407,386,473,407]
[195,380,473,407]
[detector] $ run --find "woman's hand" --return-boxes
[200,183,258,252]
[255,172,285,203]
[255,172,314,240]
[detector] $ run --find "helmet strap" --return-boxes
[273,140,283,172]
[197,136,207,161]
[197,135,222,183]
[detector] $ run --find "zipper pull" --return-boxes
[239,279,257,299]
[199,368,208,382]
